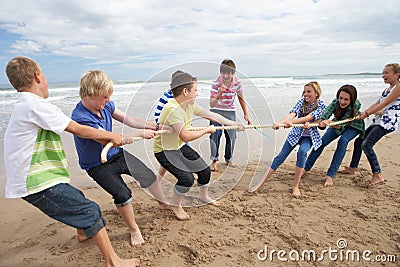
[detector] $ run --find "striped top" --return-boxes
[210,75,243,111]
[154,89,174,123]
[26,129,69,194]
[4,92,71,198]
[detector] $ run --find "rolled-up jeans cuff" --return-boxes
[198,182,209,188]
[174,186,189,196]
[83,217,106,238]
[115,197,133,207]
[210,157,219,161]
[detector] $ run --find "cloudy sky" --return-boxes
[0,0,399,83]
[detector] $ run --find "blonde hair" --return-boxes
[80,70,114,98]
[385,63,400,80]
[6,56,41,91]
[301,81,322,116]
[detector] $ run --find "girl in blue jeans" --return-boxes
[250,82,326,196]
[339,63,400,186]
[303,85,365,186]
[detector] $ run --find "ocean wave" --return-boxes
[0,75,388,138]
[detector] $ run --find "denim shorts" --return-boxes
[23,183,105,238]
[87,149,157,206]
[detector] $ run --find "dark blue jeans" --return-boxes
[87,150,157,206]
[360,125,393,173]
[305,127,359,178]
[155,145,211,194]
[271,137,312,170]
[23,183,105,238]
[349,135,364,169]
[209,109,236,162]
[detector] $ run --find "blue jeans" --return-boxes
[361,125,392,173]
[349,135,364,169]
[271,137,312,170]
[305,127,359,178]
[155,145,211,194]
[209,109,236,162]
[87,149,157,207]
[23,183,105,238]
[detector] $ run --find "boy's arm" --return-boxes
[210,80,228,108]
[113,108,156,129]
[113,107,172,134]
[210,86,225,108]
[113,108,172,138]
[172,122,215,143]
[196,107,241,126]
[66,120,125,146]
[237,94,250,124]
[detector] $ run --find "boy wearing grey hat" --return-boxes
[153,71,244,220]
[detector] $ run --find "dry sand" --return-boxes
[0,128,399,267]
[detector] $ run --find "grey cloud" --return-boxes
[0,0,398,76]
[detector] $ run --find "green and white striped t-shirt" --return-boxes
[4,92,71,198]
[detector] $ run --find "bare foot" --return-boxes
[248,183,262,193]
[368,173,385,187]
[76,229,90,242]
[114,258,140,267]
[338,166,356,175]
[157,201,170,210]
[199,196,220,207]
[211,160,218,172]
[324,176,334,187]
[130,230,144,247]
[249,168,274,193]
[170,205,190,220]
[226,161,236,167]
[292,187,301,196]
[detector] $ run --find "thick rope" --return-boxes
[187,117,357,131]
[100,130,168,163]
[100,118,357,162]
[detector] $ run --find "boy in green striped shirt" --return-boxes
[4,56,139,266]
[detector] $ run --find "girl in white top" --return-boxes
[355,63,400,186]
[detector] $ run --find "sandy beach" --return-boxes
[0,119,399,267]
